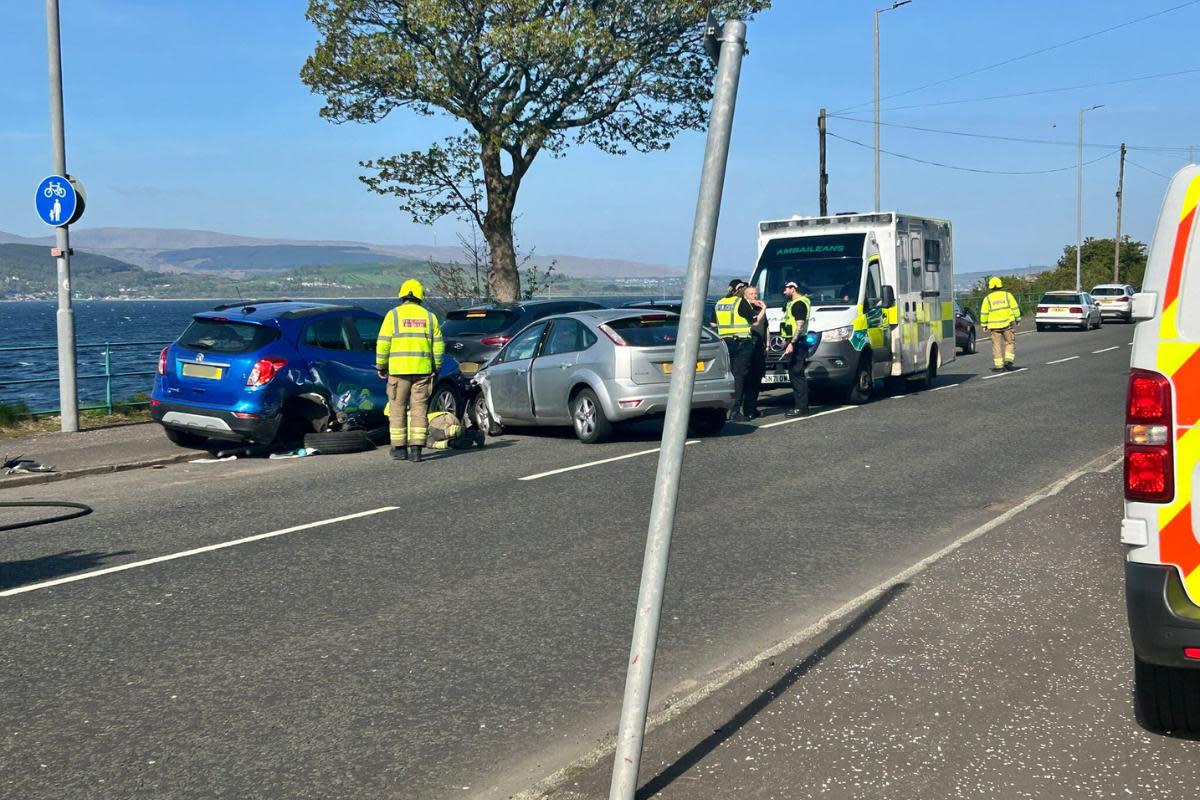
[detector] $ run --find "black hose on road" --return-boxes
[0,502,93,532]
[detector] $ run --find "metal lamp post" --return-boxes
[874,0,912,212]
[1076,104,1103,292]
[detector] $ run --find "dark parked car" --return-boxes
[619,298,718,325]
[151,301,466,452]
[954,301,977,355]
[441,299,605,370]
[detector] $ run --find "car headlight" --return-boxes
[822,325,855,342]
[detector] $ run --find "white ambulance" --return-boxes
[749,212,955,402]
[1123,165,1200,732]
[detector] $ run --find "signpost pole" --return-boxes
[46,0,78,432]
[606,18,747,800]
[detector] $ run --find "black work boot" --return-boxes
[1004,361,1016,371]
[474,430,486,448]
[391,446,407,461]
[408,445,423,463]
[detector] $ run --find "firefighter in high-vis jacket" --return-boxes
[714,279,756,421]
[780,280,812,417]
[979,276,1022,372]
[376,279,444,462]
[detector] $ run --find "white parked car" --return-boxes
[1090,283,1138,323]
[1035,291,1102,331]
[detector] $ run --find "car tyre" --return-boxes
[1036,323,1047,332]
[843,355,874,405]
[1134,656,1200,735]
[430,381,462,420]
[961,328,976,355]
[470,393,503,436]
[571,388,612,444]
[163,427,209,449]
[908,345,939,390]
[688,408,727,436]
[301,429,377,455]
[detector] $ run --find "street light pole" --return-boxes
[1076,104,1103,293]
[874,0,912,212]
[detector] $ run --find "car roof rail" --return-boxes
[211,298,295,312]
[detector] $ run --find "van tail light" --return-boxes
[157,347,168,376]
[1037,306,1048,313]
[1125,368,1174,503]
[480,335,511,347]
[246,356,287,388]
[598,323,628,346]
[1069,307,1084,314]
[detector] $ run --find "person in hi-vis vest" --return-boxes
[979,276,1021,372]
[376,279,444,462]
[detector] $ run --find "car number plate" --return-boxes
[662,361,705,374]
[1051,307,1068,313]
[1100,299,1114,304]
[761,373,791,384]
[182,363,223,379]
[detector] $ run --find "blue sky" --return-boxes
[2,0,1198,275]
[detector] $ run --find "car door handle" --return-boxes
[517,368,528,375]
[559,363,571,370]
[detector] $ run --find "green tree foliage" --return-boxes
[972,236,1148,298]
[301,0,770,301]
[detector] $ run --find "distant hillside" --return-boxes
[0,227,685,279]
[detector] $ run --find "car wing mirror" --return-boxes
[880,285,896,309]
[1132,291,1158,322]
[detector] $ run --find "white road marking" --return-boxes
[519,441,700,481]
[981,367,1029,381]
[758,404,856,429]
[1014,331,1032,336]
[890,394,912,400]
[929,383,958,392]
[514,448,1123,800]
[0,507,400,599]
[1047,356,1080,365]
[1092,346,1120,354]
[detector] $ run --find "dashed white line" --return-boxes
[1093,345,1120,354]
[981,367,1029,380]
[1046,356,1080,365]
[519,441,700,481]
[0,507,400,598]
[758,404,856,429]
[929,383,959,392]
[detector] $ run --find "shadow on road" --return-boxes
[635,582,910,799]
[0,549,134,591]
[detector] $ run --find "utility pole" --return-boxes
[1114,142,1125,283]
[874,1,912,213]
[1076,104,1103,293]
[818,107,828,216]
[607,16,747,800]
[46,0,78,432]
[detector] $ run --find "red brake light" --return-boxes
[480,335,511,347]
[157,347,168,376]
[1036,306,1048,313]
[1120,296,1131,302]
[1125,369,1174,503]
[639,314,668,322]
[598,323,628,346]
[1069,307,1083,314]
[246,356,287,388]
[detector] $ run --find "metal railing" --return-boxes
[955,292,1043,321]
[0,340,169,416]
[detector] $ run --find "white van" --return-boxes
[1122,165,1200,732]
[749,212,955,402]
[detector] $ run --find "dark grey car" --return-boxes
[441,299,606,370]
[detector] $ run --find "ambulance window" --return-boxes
[924,240,941,272]
[1180,219,1200,339]
[910,235,922,277]
[865,261,882,306]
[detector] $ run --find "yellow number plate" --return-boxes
[662,361,704,374]
[1051,307,1068,313]
[182,363,223,379]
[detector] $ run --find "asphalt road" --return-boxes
[0,322,1133,799]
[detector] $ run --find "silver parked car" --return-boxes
[1090,283,1138,323]
[1035,291,1102,331]
[473,309,735,443]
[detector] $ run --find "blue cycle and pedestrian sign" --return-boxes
[35,174,84,227]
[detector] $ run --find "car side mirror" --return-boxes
[1132,291,1158,322]
[881,285,896,309]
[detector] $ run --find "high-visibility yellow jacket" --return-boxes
[376,301,443,375]
[780,295,811,340]
[714,294,751,338]
[980,290,1021,330]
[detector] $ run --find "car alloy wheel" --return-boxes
[574,396,597,438]
[431,386,458,418]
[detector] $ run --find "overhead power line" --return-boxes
[833,0,1200,113]
[827,113,1196,154]
[826,130,1119,175]
[1126,159,1174,179]
[870,67,1200,113]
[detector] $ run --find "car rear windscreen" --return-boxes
[442,309,519,336]
[179,318,280,354]
[606,316,718,347]
[1090,287,1127,296]
[1040,294,1081,304]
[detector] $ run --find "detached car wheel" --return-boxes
[571,388,612,444]
[302,429,378,455]
[1134,656,1200,734]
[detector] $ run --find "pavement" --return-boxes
[0,422,196,489]
[1,322,1180,799]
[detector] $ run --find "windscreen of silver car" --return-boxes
[178,319,280,353]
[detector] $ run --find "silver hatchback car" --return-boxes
[473,309,735,443]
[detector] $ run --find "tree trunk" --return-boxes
[480,142,521,302]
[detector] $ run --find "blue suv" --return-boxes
[151,301,463,450]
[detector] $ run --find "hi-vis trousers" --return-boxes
[387,373,433,447]
[989,327,1016,368]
